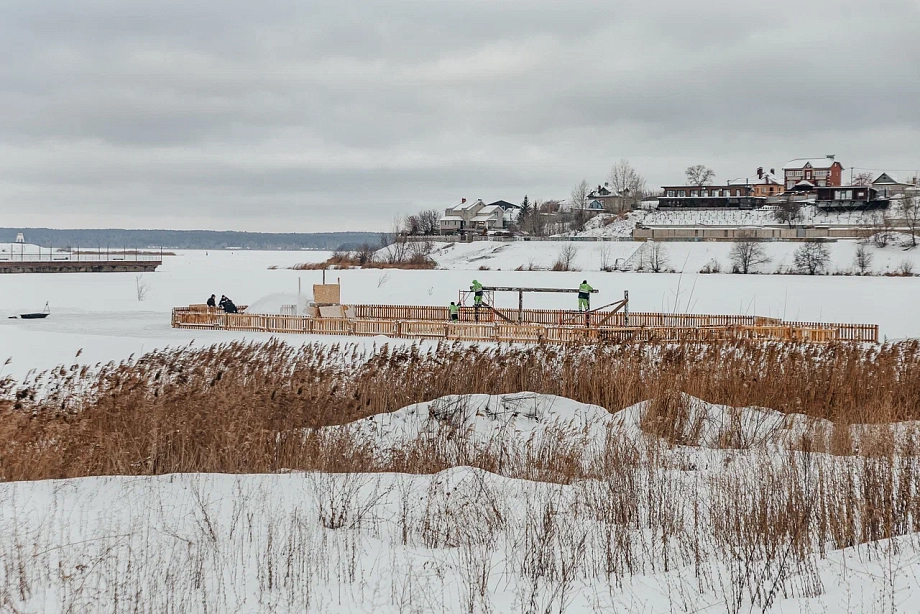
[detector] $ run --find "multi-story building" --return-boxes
[438,199,505,235]
[658,182,761,209]
[783,156,843,189]
[749,167,784,197]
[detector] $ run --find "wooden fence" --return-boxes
[172,305,878,344]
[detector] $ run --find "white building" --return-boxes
[439,199,505,235]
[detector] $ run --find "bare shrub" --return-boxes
[551,243,578,271]
[600,242,613,272]
[896,259,915,276]
[699,259,721,274]
[135,275,150,301]
[793,242,831,275]
[871,212,895,248]
[854,243,874,275]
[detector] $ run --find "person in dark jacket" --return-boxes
[207,294,217,308]
[218,295,227,309]
[222,297,238,314]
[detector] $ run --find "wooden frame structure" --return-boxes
[172,303,878,345]
[460,285,620,324]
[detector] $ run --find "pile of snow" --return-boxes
[336,392,920,455]
[246,291,314,314]
[349,392,615,451]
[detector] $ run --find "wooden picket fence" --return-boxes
[171,305,878,344]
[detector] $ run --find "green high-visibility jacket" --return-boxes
[449,304,460,315]
[579,282,593,293]
[471,281,483,292]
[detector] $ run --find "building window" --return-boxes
[667,190,675,197]
[679,190,686,197]
[691,190,698,197]
[701,189,708,197]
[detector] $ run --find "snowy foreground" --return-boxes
[2,393,919,613]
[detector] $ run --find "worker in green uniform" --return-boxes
[449,301,460,321]
[470,280,484,306]
[578,280,593,311]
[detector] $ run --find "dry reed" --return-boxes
[2,339,920,482]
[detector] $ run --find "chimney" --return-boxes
[757,167,763,179]
[827,154,835,160]
[461,198,466,203]
[770,168,775,175]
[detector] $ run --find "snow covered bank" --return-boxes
[4,388,920,613]
[429,236,920,277]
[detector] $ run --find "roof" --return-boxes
[784,157,841,170]
[477,205,502,215]
[471,213,501,222]
[454,199,485,211]
[751,173,782,185]
[872,172,909,185]
[439,215,464,222]
[487,200,519,210]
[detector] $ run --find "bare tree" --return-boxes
[607,159,647,211]
[380,216,410,263]
[774,201,804,228]
[571,179,589,211]
[729,233,770,274]
[793,242,831,275]
[685,164,716,186]
[648,242,670,273]
[854,243,873,275]
[417,209,441,236]
[403,214,421,235]
[569,208,588,233]
[900,192,919,247]
[853,172,874,187]
[355,242,376,265]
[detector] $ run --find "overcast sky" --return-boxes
[2,0,919,232]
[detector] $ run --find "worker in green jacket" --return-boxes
[578,280,593,311]
[470,279,484,306]
[449,301,460,321]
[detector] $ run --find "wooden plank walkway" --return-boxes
[172,305,878,344]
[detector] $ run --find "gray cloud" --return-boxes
[1,0,918,231]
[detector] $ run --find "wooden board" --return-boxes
[313,284,341,304]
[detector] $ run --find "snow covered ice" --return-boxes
[2,248,920,613]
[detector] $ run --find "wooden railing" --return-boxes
[172,305,879,344]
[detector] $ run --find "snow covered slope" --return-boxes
[3,393,920,613]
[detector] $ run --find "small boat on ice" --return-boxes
[17,302,50,319]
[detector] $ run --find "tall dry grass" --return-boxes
[2,339,920,482]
